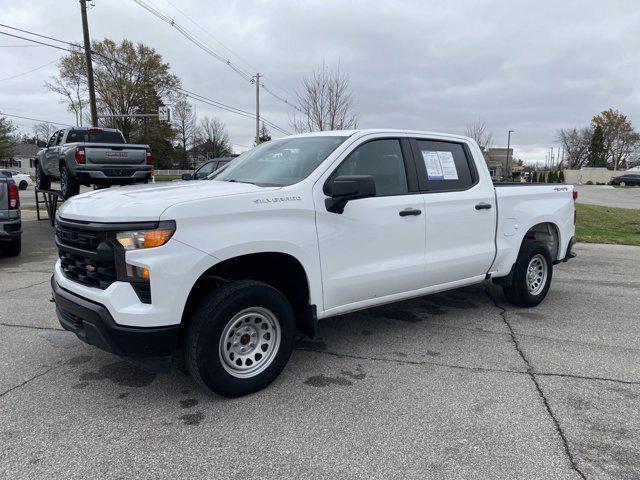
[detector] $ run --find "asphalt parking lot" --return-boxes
[1,218,639,479]
[575,184,640,209]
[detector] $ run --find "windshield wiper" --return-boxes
[226,179,256,185]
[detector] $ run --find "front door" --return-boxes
[315,137,426,312]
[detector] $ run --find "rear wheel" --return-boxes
[503,241,553,307]
[185,280,295,397]
[620,181,626,187]
[35,162,50,190]
[60,164,80,199]
[1,236,21,257]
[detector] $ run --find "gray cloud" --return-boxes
[0,0,638,162]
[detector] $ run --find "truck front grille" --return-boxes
[55,224,117,290]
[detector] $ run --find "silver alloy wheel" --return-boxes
[526,254,548,295]
[218,307,281,379]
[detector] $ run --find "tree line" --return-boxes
[557,109,640,170]
[7,38,359,169]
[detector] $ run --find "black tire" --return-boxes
[185,280,295,397]
[502,241,553,307]
[60,164,80,199]
[35,162,51,190]
[18,180,28,190]
[1,236,21,257]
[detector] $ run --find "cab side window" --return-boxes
[413,139,475,192]
[194,161,215,179]
[55,130,65,146]
[333,139,408,196]
[47,131,59,148]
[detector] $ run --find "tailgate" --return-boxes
[84,143,147,165]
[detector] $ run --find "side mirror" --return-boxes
[325,175,376,214]
[181,173,193,180]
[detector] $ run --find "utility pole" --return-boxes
[80,0,98,127]
[254,72,261,145]
[506,130,514,178]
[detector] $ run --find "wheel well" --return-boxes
[523,222,560,262]
[59,159,66,171]
[182,252,312,335]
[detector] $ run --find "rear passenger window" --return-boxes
[333,139,408,196]
[414,139,475,192]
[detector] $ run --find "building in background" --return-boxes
[483,147,513,179]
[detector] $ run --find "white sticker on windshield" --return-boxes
[421,150,444,180]
[436,151,459,180]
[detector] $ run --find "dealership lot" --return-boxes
[1,218,639,479]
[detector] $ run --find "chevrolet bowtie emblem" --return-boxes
[86,265,96,273]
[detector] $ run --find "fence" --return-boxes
[154,169,193,176]
[563,170,620,185]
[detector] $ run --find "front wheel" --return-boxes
[502,241,553,307]
[620,182,626,187]
[185,280,295,397]
[18,180,28,190]
[60,165,80,199]
[35,162,51,190]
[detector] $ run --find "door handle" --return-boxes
[475,203,492,210]
[399,208,422,217]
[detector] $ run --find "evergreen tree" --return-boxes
[558,170,565,183]
[531,171,537,183]
[0,117,16,159]
[587,125,608,167]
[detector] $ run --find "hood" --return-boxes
[58,180,279,222]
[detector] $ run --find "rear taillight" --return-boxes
[572,190,578,201]
[8,183,19,209]
[75,146,86,164]
[572,190,577,224]
[146,151,154,176]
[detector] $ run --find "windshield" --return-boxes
[210,136,348,186]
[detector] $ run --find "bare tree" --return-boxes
[557,127,591,169]
[465,120,493,152]
[172,95,197,169]
[291,63,358,133]
[32,122,56,144]
[195,117,232,159]
[45,52,87,126]
[591,108,640,170]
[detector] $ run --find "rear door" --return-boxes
[410,137,496,286]
[315,136,426,311]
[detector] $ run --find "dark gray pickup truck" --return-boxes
[0,172,21,256]
[35,127,152,199]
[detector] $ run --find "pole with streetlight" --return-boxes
[506,130,514,178]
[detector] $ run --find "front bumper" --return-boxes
[52,276,180,372]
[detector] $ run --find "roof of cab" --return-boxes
[286,128,474,143]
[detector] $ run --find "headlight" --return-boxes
[116,221,176,250]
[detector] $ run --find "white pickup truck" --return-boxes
[52,129,576,397]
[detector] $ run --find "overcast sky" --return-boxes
[1,0,639,163]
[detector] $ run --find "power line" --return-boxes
[0,111,69,126]
[0,23,76,47]
[0,23,292,136]
[161,0,258,74]
[132,0,300,113]
[0,31,78,54]
[131,0,253,82]
[0,58,59,82]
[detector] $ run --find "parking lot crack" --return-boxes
[0,364,61,399]
[0,322,63,332]
[295,346,526,377]
[536,371,640,387]
[485,287,587,480]
[0,279,49,295]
